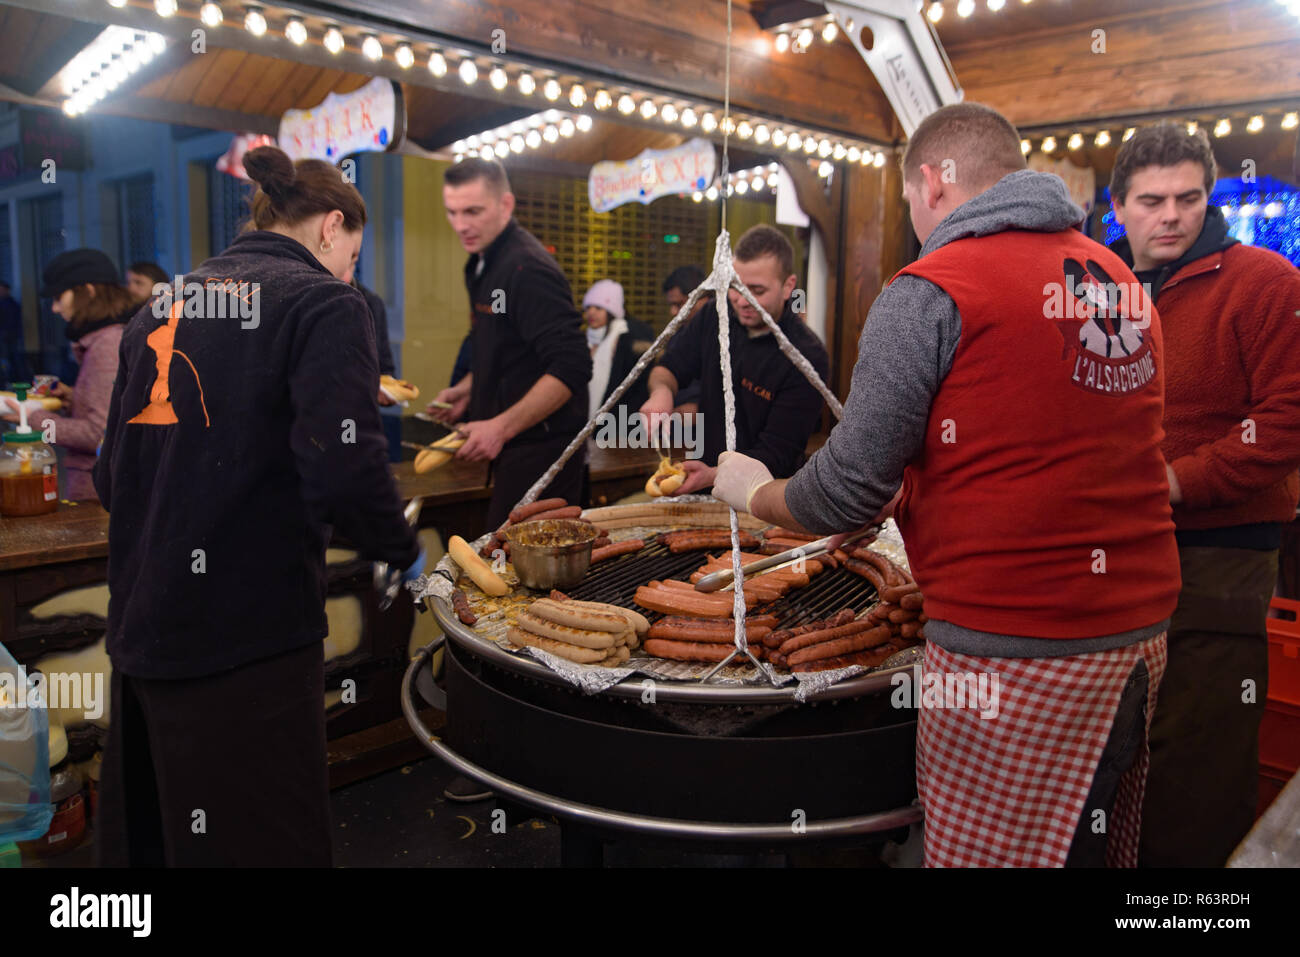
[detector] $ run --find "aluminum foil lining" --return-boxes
[424,514,919,697]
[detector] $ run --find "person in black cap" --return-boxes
[1,249,137,501]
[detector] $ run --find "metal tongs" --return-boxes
[693,525,881,593]
[374,495,425,611]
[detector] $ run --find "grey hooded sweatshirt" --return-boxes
[787,169,1169,657]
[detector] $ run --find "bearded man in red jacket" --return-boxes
[1108,123,1300,866]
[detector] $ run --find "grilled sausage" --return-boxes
[778,619,883,656]
[786,625,896,665]
[643,638,736,662]
[507,497,569,525]
[451,588,478,625]
[591,539,645,562]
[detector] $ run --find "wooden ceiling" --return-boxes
[0,0,1295,169]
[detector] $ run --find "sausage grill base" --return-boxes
[416,503,922,852]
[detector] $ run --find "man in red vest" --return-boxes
[714,102,1181,866]
[1107,124,1300,866]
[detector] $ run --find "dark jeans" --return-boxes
[1065,659,1150,867]
[1139,546,1277,867]
[486,432,585,530]
[96,641,331,867]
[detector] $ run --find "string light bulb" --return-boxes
[787,132,802,151]
[617,94,635,115]
[1094,130,1111,147]
[872,151,886,168]
[847,146,861,162]
[737,121,753,139]
[1067,132,1083,150]
[775,32,790,53]
[661,103,678,123]
[1247,115,1264,133]
[640,99,658,119]
[1123,127,1136,141]
[323,26,344,54]
[958,0,976,16]
[988,0,1006,10]
[154,0,178,17]
[772,128,787,147]
[593,89,612,110]
[680,108,697,127]
[428,51,447,77]
[244,7,267,37]
[489,67,508,90]
[543,78,561,101]
[200,3,223,27]
[927,2,944,22]
[517,72,535,95]
[1020,138,1031,154]
[1213,118,1231,137]
[543,125,559,143]
[458,59,478,85]
[569,84,587,108]
[1041,135,1057,152]
[559,117,576,137]
[1282,112,1298,130]
[700,112,717,132]
[754,124,770,144]
[796,27,814,49]
[575,114,592,132]
[822,20,838,42]
[285,18,307,45]
[361,35,383,61]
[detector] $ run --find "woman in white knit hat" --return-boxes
[582,279,649,420]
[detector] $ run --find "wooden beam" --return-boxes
[832,159,909,400]
[947,0,1300,128]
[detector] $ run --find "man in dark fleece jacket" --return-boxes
[1107,123,1300,866]
[715,103,1180,867]
[640,225,829,493]
[429,158,591,529]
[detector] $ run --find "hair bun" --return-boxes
[244,145,296,200]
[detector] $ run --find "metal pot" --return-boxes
[504,519,598,590]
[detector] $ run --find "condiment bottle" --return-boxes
[0,383,58,517]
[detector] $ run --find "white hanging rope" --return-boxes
[503,0,840,684]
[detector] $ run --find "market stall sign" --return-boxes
[278,77,402,163]
[1028,153,1097,213]
[589,138,716,213]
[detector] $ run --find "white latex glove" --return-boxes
[711,451,775,513]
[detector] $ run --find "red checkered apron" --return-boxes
[915,632,1167,867]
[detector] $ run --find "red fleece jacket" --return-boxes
[1158,243,1300,529]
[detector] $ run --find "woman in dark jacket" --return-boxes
[92,145,422,867]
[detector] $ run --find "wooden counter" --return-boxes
[0,444,660,574]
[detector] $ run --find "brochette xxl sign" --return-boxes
[588,138,716,213]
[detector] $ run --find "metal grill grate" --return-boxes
[565,542,879,629]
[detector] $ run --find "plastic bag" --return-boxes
[0,641,53,843]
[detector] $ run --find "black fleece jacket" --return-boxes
[94,230,418,679]
[659,300,829,477]
[465,220,591,447]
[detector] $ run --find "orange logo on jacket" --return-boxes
[128,299,210,427]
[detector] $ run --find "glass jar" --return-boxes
[0,433,58,516]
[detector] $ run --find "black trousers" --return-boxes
[1065,659,1150,867]
[96,641,332,867]
[486,433,586,531]
[1139,546,1277,867]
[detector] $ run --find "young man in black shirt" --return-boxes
[429,159,591,529]
[640,225,828,493]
